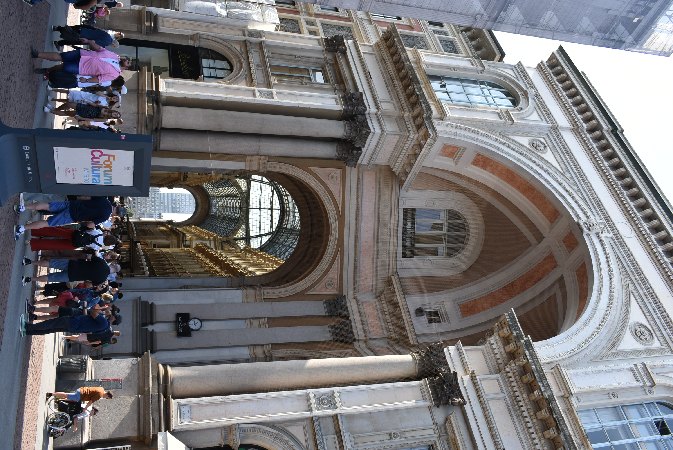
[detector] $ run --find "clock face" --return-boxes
[188,318,202,331]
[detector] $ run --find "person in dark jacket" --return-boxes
[22,256,120,286]
[53,25,124,50]
[21,308,109,336]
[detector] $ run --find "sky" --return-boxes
[494,31,673,205]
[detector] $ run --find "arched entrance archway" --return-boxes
[124,168,335,289]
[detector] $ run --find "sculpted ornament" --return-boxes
[578,219,609,235]
[630,322,654,346]
[529,138,548,153]
[317,395,336,409]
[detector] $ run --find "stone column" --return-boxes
[158,129,339,159]
[161,106,348,139]
[168,354,418,398]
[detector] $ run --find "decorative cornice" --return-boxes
[377,25,437,185]
[546,51,673,281]
[497,310,585,449]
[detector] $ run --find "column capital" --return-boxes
[410,343,448,378]
[341,92,368,118]
[328,318,355,343]
[344,115,371,148]
[323,35,348,54]
[336,141,362,167]
[410,344,465,406]
[323,295,349,317]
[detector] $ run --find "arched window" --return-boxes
[402,208,469,258]
[429,75,516,108]
[199,175,300,260]
[116,39,232,80]
[579,401,673,448]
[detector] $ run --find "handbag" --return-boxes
[58,26,81,44]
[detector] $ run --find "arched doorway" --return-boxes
[124,170,330,286]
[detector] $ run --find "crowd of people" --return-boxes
[16,196,126,352]
[15,195,127,434]
[18,0,132,435]
[28,1,129,133]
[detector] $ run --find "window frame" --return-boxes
[579,401,673,448]
[116,39,233,81]
[269,63,327,84]
[398,191,485,278]
[402,208,469,259]
[428,75,517,109]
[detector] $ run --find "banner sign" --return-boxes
[54,147,135,186]
[176,313,192,337]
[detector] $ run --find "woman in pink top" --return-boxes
[32,39,131,84]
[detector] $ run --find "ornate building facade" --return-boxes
[57,2,673,449]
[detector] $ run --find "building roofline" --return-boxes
[555,45,673,227]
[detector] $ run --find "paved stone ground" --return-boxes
[0,1,51,129]
[0,1,67,448]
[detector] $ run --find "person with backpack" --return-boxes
[26,224,106,252]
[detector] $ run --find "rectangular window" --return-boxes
[270,64,326,84]
[402,208,468,258]
[579,402,673,448]
[201,58,232,80]
[425,310,442,324]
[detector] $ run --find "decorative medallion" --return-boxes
[315,394,337,410]
[529,138,548,153]
[630,322,655,346]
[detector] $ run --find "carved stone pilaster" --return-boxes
[323,295,349,317]
[336,141,362,167]
[344,115,371,148]
[328,319,355,343]
[341,92,367,118]
[323,35,348,54]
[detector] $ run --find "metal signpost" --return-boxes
[0,121,153,204]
